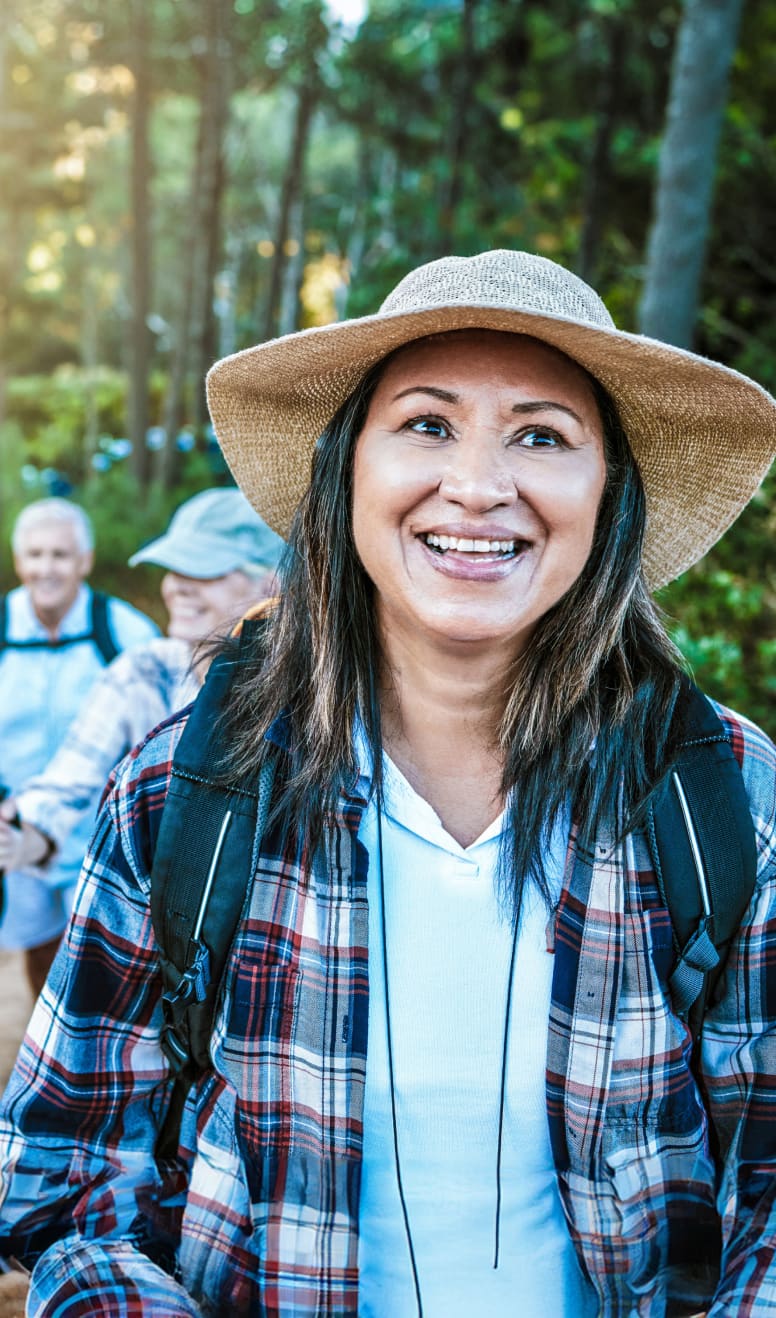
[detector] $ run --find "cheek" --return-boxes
[351,448,380,565]
[553,463,606,543]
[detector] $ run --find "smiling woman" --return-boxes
[1,249,776,1318]
[352,333,606,660]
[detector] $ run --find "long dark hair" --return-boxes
[217,335,684,913]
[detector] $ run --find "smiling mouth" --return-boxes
[420,532,527,559]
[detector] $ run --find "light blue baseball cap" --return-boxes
[129,488,285,579]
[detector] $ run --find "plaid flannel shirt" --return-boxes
[16,635,197,854]
[0,699,774,1316]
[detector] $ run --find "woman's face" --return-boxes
[351,331,607,663]
[161,568,271,643]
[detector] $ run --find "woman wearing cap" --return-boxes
[0,250,775,1316]
[0,488,283,901]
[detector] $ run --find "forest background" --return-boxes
[0,0,774,734]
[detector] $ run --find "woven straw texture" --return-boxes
[206,250,776,589]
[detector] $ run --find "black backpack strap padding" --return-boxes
[648,681,757,1023]
[89,590,120,664]
[0,593,6,650]
[150,627,275,1159]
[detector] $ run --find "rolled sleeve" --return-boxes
[0,723,186,1294]
[30,1239,202,1316]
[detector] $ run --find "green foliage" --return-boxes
[659,471,776,738]
[0,0,773,736]
[5,368,126,477]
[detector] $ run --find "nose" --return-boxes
[438,433,517,512]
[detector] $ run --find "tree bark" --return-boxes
[577,18,627,285]
[0,4,9,453]
[436,0,477,253]
[189,0,231,433]
[638,0,745,347]
[159,0,231,486]
[277,196,306,336]
[261,78,316,341]
[128,0,152,487]
[158,105,206,486]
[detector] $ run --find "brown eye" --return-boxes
[518,426,563,449]
[407,416,449,439]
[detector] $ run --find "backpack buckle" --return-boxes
[668,917,720,1016]
[163,942,212,1013]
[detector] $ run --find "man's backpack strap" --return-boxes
[89,590,120,664]
[150,626,275,1159]
[647,680,757,1031]
[0,589,117,661]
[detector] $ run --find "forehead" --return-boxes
[373,329,598,408]
[16,518,82,554]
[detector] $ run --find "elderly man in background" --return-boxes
[0,490,284,986]
[0,497,159,996]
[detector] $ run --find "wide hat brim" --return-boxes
[206,261,776,590]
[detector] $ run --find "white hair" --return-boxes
[12,498,94,555]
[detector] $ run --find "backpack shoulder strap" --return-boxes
[647,679,757,1029]
[89,590,120,664]
[0,594,6,651]
[150,622,275,1157]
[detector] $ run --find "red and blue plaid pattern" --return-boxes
[0,700,774,1315]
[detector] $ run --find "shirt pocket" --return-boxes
[607,907,704,1134]
[216,930,301,1126]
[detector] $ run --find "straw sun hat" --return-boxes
[206,249,776,589]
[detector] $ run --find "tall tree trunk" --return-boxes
[577,18,627,285]
[436,0,477,253]
[81,263,100,479]
[158,107,206,486]
[336,138,371,319]
[261,78,316,341]
[277,196,305,336]
[128,0,152,488]
[638,0,744,347]
[0,0,13,524]
[159,0,231,486]
[189,0,231,433]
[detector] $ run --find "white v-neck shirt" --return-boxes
[356,749,596,1317]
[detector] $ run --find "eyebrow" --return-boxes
[511,399,584,424]
[390,385,584,425]
[391,385,459,404]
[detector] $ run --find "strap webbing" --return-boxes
[648,681,757,1021]
[0,590,118,664]
[150,626,275,1159]
[90,590,120,664]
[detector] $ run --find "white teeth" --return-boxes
[424,533,517,554]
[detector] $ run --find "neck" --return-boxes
[380,637,510,745]
[375,624,515,846]
[31,602,72,639]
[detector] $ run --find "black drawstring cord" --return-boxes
[376,799,424,1317]
[493,908,520,1269]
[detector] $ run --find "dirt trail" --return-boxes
[0,951,33,1092]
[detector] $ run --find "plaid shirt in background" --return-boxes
[0,700,774,1316]
[16,635,198,854]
